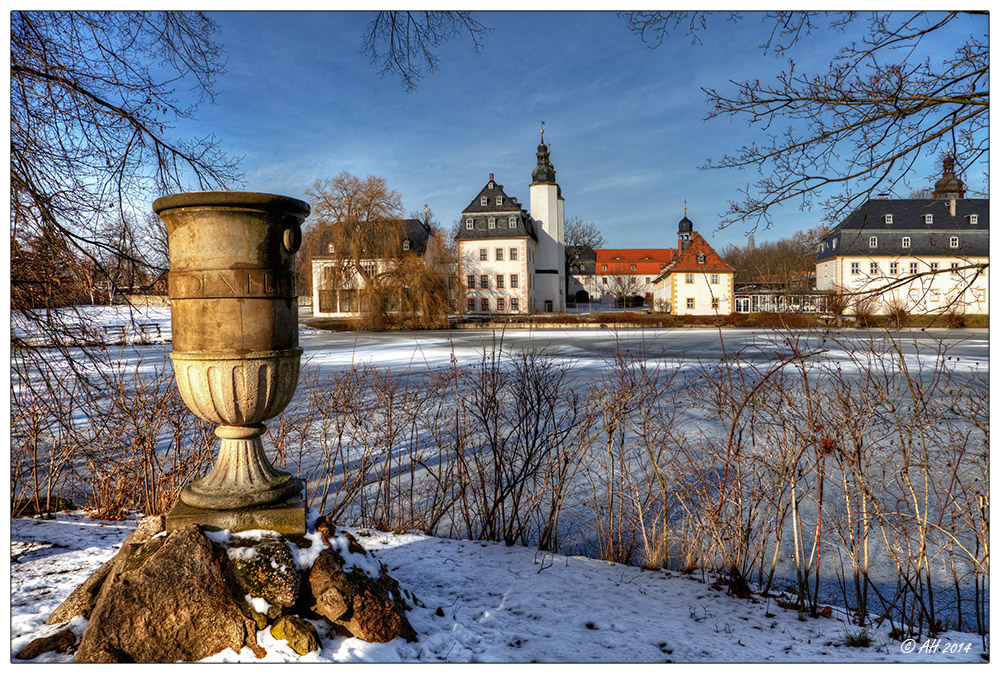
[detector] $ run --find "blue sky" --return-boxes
[179,11,989,250]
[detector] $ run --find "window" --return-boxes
[686,298,695,309]
[929,289,940,303]
[496,274,504,289]
[480,197,488,206]
[711,298,719,310]
[510,274,519,288]
[481,298,489,312]
[466,275,475,289]
[510,298,519,311]
[685,273,694,284]
[496,297,505,312]
[884,214,893,224]
[949,236,959,248]
[602,277,608,285]
[970,214,979,224]
[478,274,489,289]
[496,196,503,206]
[697,253,706,264]
[973,289,985,302]
[930,262,938,272]
[602,265,607,272]
[951,262,959,275]
[833,237,838,249]
[496,248,503,261]
[645,277,651,285]
[630,265,636,272]
[851,262,860,275]
[910,262,918,275]
[901,236,911,248]
[488,217,496,229]
[924,214,934,224]
[710,273,719,284]
[909,288,920,301]
[510,248,518,260]
[508,217,517,228]
[890,262,898,275]
[402,240,410,250]
[480,248,488,261]
[870,262,879,274]
[465,218,473,230]
[467,298,476,312]
[869,236,878,247]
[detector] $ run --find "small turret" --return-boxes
[678,207,693,250]
[932,151,966,200]
[531,128,557,185]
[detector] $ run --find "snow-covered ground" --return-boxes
[10,512,987,663]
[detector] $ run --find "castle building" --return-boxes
[457,133,566,314]
[815,155,989,315]
[311,218,432,317]
[650,213,736,315]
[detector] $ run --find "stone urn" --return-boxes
[154,191,309,533]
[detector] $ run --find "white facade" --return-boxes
[652,270,735,315]
[529,180,565,313]
[458,237,536,314]
[816,254,988,314]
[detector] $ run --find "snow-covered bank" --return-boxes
[10,513,987,663]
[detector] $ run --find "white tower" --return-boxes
[529,130,565,313]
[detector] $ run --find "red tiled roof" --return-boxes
[595,248,676,275]
[661,232,734,274]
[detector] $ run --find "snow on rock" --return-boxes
[10,513,988,663]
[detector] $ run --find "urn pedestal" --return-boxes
[154,191,310,534]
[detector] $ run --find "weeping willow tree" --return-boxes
[304,172,455,330]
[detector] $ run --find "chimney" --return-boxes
[950,198,957,217]
[489,173,494,181]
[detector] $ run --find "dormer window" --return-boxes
[869,236,878,248]
[833,237,838,249]
[884,214,893,224]
[950,236,959,248]
[466,218,473,230]
[488,217,496,229]
[496,197,503,206]
[402,240,410,251]
[969,214,979,224]
[901,236,911,248]
[508,216,517,228]
[488,182,494,189]
[697,253,706,264]
[480,197,488,206]
[924,214,933,224]
[630,265,636,272]
[327,244,335,254]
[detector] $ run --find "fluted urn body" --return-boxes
[154,191,309,510]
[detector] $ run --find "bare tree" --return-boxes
[622,11,988,232]
[606,265,643,308]
[721,226,825,289]
[362,11,491,91]
[11,11,240,309]
[564,216,607,249]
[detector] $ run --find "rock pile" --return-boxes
[17,513,417,662]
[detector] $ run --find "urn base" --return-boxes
[165,494,306,535]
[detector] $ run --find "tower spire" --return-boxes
[531,127,556,185]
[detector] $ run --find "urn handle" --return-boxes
[283,224,302,253]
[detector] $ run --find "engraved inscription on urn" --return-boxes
[154,191,310,511]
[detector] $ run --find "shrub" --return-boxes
[945,311,966,328]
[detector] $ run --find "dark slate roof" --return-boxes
[402,218,433,255]
[456,178,538,242]
[816,198,989,261]
[313,218,432,258]
[565,245,596,276]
